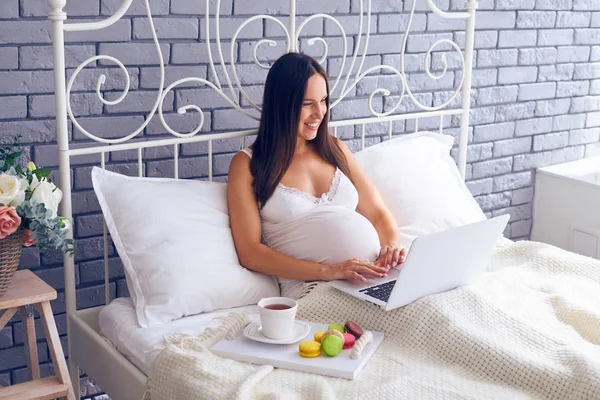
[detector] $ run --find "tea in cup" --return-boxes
[257,297,298,339]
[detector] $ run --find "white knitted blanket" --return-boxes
[147,241,600,400]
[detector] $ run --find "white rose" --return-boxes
[13,178,28,206]
[29,175,40,191]
[31,181,63,218]
[0,174,26,206]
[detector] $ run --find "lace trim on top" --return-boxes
[277,168,342,204]
[239,148,344,204]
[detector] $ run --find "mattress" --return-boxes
[99,297,259,377]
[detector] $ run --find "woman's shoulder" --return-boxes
[229,148,253,177]
[239,147,253,158]
[231,147,252,167]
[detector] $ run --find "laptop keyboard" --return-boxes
[359,280,397,302]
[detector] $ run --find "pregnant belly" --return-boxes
[262,206,381,264]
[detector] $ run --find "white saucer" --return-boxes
[243,320,311,345]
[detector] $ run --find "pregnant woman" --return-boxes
[227,52,406,299]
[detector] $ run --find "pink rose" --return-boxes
[0,206,21,239]
[23,229,36,247]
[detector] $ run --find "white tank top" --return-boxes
[239,148,381,298]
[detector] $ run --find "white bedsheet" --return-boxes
[99,298,259,377]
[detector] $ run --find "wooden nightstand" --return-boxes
[0,270,75,400]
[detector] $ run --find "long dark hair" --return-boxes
[250,52,350,207]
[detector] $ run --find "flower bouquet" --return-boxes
[0,136,74,295]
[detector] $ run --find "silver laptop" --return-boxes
[328,214,510,311]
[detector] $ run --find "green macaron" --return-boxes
[327,323,345,333]
[321,334,343,357]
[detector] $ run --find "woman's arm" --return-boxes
[336,139,406,268]
[227,152,387,282]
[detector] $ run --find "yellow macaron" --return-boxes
[299,340,321,358]
[314,330,326,343]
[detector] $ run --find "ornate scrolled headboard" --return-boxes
[47,0,477,394]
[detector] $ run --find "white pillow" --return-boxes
[91,167,279,328]
[354,131,486,248]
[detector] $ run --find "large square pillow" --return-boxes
[91,167,279,327]
[354,131,486,248]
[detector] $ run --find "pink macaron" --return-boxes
[342,333,356,349]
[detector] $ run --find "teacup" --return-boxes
[257,297,298,339]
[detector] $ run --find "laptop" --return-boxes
[328,214,510,311]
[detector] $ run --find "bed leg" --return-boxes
[70,360,81,399]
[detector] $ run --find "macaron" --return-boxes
[328,323,345,333]
[322,329,345,344]
[344,320,363,339]
[313,330,326,343]
[342,333,356,349]
[298,341,321,358]
[321,334,343,357]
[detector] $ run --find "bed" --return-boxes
[45,0,600,399]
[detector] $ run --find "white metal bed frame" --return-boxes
[46,0,478,398]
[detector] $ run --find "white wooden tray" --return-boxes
[211,317,384,380]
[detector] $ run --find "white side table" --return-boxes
[532,156,600,260]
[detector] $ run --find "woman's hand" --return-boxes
[325,258,389,283]
[375,245,406,269]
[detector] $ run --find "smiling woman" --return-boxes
[242,53,351,207]
[227,53,406,299]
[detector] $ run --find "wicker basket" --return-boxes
[0,227,23,297]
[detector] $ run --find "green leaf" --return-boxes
[33,168,52,180]
[16,199,74,257]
